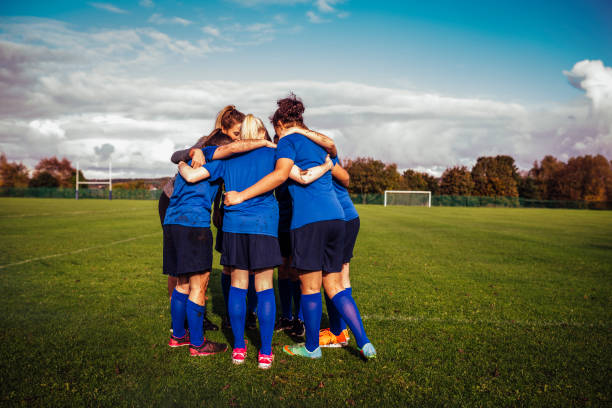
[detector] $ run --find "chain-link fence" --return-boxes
[2,187,611,210]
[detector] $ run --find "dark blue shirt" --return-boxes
[275,133,344,229]
[205,147,279,236]
[163,159,222,228]
[331,156,359,221]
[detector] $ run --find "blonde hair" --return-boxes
[240,114,269,140]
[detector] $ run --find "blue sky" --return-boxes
[0,0,611,177]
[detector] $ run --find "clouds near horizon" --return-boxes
[0,17,610,179]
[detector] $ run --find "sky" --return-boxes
[0,0,611,178]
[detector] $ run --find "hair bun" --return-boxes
[272,92,305,124]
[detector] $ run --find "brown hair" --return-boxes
[270,92,305,127]
[204,129,233,147]
[216,105,245,132]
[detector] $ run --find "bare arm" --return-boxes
[289,155,333,185]
[212,139,276,160]
[331,162,350,188]
[177,161,211,183]
[286,126,337,158]
[224,158,293,206]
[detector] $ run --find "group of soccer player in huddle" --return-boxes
[158,94,376,369]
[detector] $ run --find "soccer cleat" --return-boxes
[282,343,322,359]
[168,332,190,347]
[288,319,305,337]
[190,339,227,356]
[232,347,247,364]
[359,343,377,359]
[258,352,274,369]
[319,328,349,348]
[203,316,219,331]
[245,312,258,330]
[342,329,350,342]
[274,317,294,332]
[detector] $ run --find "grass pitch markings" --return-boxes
[0,232,158,270]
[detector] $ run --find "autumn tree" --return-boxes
[29,171,60,188]
[439,166,474,195]
[33,157,83,188]
[550,155,612,201]
[344,157,401,200]
[401,170,439,194]
[471,155,519,197]
[528,155,565,200]
[0,153,30,187]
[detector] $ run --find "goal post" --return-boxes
[76,161,113,200]
[384,190,431,207]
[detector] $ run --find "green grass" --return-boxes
[0,198,611,407]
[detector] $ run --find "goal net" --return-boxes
[384,190,431,207]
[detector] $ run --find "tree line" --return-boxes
[2,153,611,202]
[344,154,612,202]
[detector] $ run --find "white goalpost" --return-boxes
[75,161,113,200]
[384,190,431,207]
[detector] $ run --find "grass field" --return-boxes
[0,198,611,407]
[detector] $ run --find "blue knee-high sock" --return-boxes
[291,280,303,321]
[171,289,188,338]
[278,278,292,319]
[221,273,231,314]
[301,293,322,352]
[325,292,346,335]
[228,286,247,348]
[247,275,258,314]
[186,299,205,347]
[331,289,369,348]
[256,289,276,355]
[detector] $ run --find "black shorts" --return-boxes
[215,227,223,254]
[163,224,213,277]
[343,217,360,264]
[290,219,345,273]
[278,230,292,259]
[220,232,282,271]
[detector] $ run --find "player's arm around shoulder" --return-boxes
[178,161,211,183]
[289,155,333,185]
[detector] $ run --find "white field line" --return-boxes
[362,314,609,328]
[0,208,148,219]
[0,232,158,270]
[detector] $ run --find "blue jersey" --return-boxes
[275,181,292,232]
[202,146,218,162]
[331,157,359,221]
[205,147,279,236]
[275,133,344,229]
[163,159,223,228]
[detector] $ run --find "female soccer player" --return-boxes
[224,94,376,360]
[293,157,357,347]
[172,106,259,332]
[179,114,282,369]
[274,135,335,337]
[164,131,233,356]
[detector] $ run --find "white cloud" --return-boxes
[564,59,612,113]
[230,0,309,5]
[316,0,336,13]
[0,19,610,179]
[139,0,154,8]
[274,14,287,24]
[148,13,192,26]
[306,11,329,24]
[202,26,221,37]
[89,3,129,14]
